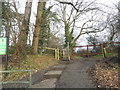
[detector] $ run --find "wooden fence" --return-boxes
[38,47,60,60]
[72,42,120,57]
[38,47,71,60]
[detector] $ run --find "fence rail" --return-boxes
[0,70,32,87]
[73,42,120,57]
[74,42,120,47]
[38,47,60,60]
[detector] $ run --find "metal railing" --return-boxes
[0,70,32,87]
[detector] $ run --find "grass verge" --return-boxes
[2,54,59,81]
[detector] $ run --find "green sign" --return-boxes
[0,38,7,55]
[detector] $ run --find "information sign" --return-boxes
[0,38,7,55]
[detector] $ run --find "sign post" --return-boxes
[67,42,70,60]
[0,38,7,89]
[0,38,7,55]
[0,37,8,74]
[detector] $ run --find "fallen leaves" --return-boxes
[90,57,120,89]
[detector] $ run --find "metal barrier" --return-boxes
[0,70,32,87]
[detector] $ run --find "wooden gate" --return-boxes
[72,42,120,58]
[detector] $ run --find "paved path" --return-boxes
[30,58,98,88]
[30,61,68,88]
[56,59,97,88]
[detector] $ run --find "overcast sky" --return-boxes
[18,0,120,15]
[16,0,120,46]
[17,0,120,23]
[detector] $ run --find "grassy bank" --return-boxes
[3,54,59,81]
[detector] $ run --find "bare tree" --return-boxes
[106,15,118,42]
[53,0,106,47]
[18,0,33,44]
[103,1,120,42]
[13,0,33,58]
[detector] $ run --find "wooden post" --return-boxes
[55,49,57,59]
[57,48,60,60]
[62,49,65,59]
[118,45,120,57]
[67,42,70,60]
[104,48,107,57]
[87,45,89,57]
[102,43,106,58]
[101,44,104,58]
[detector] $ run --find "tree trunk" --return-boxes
[19,0,33,44]
[12,1,33,63]
[32,2,45,54]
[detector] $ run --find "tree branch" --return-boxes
[55,0,79,12]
